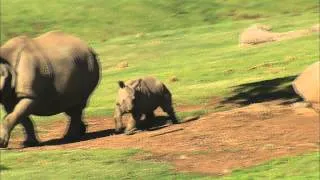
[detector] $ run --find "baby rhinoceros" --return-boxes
[114,77,178,135]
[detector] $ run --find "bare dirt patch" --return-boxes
[115,61,129,69]
[239,24,319,46]
[7,101,319,175]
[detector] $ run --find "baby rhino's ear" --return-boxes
[131,79,141,89]
[0,58,16,89]
[118,81,125,89]
[0,64,9,90]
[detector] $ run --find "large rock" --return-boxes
[239,24,279,46]
[240,24,319,46]
[292,61,320,103]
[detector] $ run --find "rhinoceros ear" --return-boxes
[130,79,141,90]
[0,75,5,91]
[118,81,125,89]
[0,65,8,90]
[8,66,16,89]
[0,64,16,90]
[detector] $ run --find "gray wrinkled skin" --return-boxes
[114,76,178,135]
[0,31,100,148]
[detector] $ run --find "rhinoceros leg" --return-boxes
[125,112,141,135]
[160,95,178,124]
[114,105,124,133]
[20,117,40,147]
[160,104,178,124]
[64,106,86,140]
[142,112,155,128]
[145,112,155,120]
[0,98,35,148]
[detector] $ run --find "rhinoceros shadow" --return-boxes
[40,116,171,146]
[139,115,172,131]
[221,75,302,105]
[0,165,10,171]
[40,129,116,146]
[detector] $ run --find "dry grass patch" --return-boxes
[116,61,129,69]
[240,24,319,46]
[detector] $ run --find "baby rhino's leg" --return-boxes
[141,112,155,129]
[125,112,142,135]
[160,94,178,124]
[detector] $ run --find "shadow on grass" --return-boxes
[222,76,302,105]
[0,165,10,171]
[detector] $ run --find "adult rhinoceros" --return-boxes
[0,31,100,148]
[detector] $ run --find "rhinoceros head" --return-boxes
[116,79,140,113]
[0,63,16,103]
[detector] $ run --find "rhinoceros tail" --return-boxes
[88,48,99,71]
[87,48,101,91]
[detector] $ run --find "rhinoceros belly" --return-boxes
[31,58,99,116]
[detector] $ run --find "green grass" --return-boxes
[0,149,206,180]
[223,151,320,180]
[87,24,318,117]
[1,150,319,179]
[1,0,318,43]
[1,0,319,179]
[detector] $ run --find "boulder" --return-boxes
[239,24,279,45]
[292,61,320,103]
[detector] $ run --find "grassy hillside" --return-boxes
[0,0,319,179]
[1,0,318,43]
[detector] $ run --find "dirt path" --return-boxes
[8,101,319,175]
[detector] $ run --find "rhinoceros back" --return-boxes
[15,31,100,115]
[131,77,170,113]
